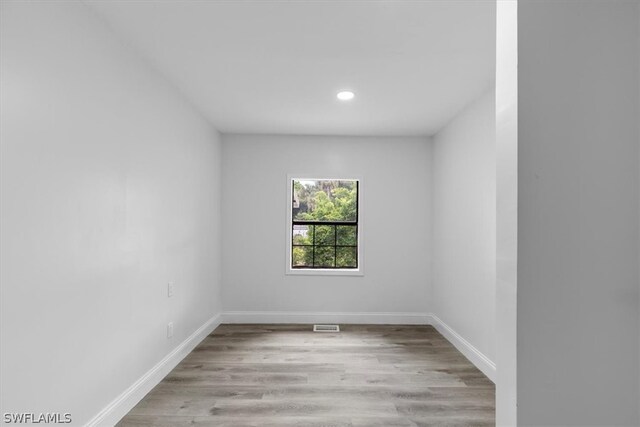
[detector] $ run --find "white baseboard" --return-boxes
[221,311,433,325]
[429,314,496,382]
[85,313,222,427]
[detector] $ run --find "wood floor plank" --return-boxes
[117,324,495,426]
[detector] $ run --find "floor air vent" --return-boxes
[313,324,340,332]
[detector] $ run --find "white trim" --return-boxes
[285,267,364,277]
[285,175,364,276]
[430,314,496,383]
[222,311,432,325]
[85,314,222,427]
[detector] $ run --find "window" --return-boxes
[288,178,360,273]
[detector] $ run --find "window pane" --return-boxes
[314,225,335,246]
[292,225,311,245]
[292,246,313,267]
[336,225,357,246]
[293,179,357,222]
[336,247,357,268]
[291,178,359,270]
[314,246,335,268]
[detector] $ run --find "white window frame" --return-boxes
[285,174,364,276]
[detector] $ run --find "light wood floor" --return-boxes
[117,324,495,427]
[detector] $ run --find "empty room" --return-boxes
[1,1,639,426]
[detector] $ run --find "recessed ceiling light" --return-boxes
[337,91,355,101]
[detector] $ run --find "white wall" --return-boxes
[0,2,222,425]
[495,1,518,424]
[221,134,431,320]
[431,90,496,370]
[518,1,640,425]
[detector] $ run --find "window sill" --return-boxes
[286,268,364,277]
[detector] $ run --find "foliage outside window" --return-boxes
[291,179,358,269]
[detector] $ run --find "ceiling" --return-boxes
[88,0,495,137]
